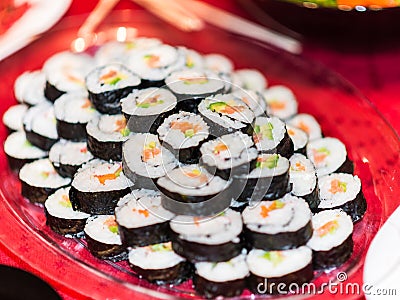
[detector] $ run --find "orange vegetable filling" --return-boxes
[329,179,347,194]
[213,143,228,154]
[317,220,339,237]
[144,54,160,68]
[94,165,122,185]
[268,100,286,110]
[260,201,285,218]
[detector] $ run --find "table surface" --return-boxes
[0,0,399,299]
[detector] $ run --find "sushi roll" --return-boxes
[156,164,231,216]
[232,68,267,92]
[69,160,133,215]
[287,113,323,141]
[49,140,94,178]
[287,125,308,155]
[247,246,313,294]
[193,254,248,298]
[231,89,267,117]
[44,187,90,237]
[307,209,354,269]
[198,95,255,137]
[121,87,177,134]
[84,215,127,261]
[19,159,71,204]
[200,131,258,181]
[169,209,243,262]
[157,112,209,164]
[235,154,291,203]
[4,131,47,172]
[307,137,354,177]
[317,173,367,222]
[289,154,320,210]
[122,133,178,190]
[115,190,174,247]
[86,63,141,114]
[178,46,204,70]
[54,93,99,141]
[2,104,28,133]
[43,51,94,102]
[253,116,294,159]
[14,70,47,106]
[86,114,132,161]
[128,242,192,285]
[242,195,312,251]
[204,53,234,74]
[263,85,298,120]
[23,101,58,151]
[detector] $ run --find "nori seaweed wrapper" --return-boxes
[88,86,134,115]
[336,156,354,174]
[201,113,253,138]
[87,134,122,161]
[259,131,294,159]
[44,81,65,102]
[193,275,246,299]
[44,207,87,237]
[6,154,39,173]
[25,128,58,151]
[126,110,175,135]
[118,222,171,248]
[21,181,61,204]
[175,98,201,114]
[300,184,321,212]
[56,119,87,142]
[85,234,127,262]
[139,79,165,89]
[200,156,257,181]
[52,163,81,178]
[162,141,202,164]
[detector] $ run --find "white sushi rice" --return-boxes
[247,154,289,178]
[263,85,298,120]
[289,154,317,197]
[253,116,286,151]
[204,53,234,74]
[178,47,205,70]
[242,194,312,235]
[287,124,308,152]
[195,254,249,282]
[14,70,47,105]
[2,104,28,131]
[288,113,322,141]
[49,140,93,166]
[117,188,160,206]
[318,173,361,208]
[23,101,58,139]
[231,89,267,117]
[45,187,90,219]
[84,215,122,245]
[307,209,353,251]
[4,131,47,159]
[232,69,267,92]
[54,92,99,123]
[86,114,132,142]
[247,246,312,278]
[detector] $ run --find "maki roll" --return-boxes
[121,87,177,133]
[84,215,127,261]
[307,137,354,176]
[13,70,47,106]
[2,104,28,133]
[122,133,178,190]
[287,125,308,155]
[169,209,243,262]
[263,85,298,120]
[247,246,313,294]
[253,116,294,159]
[242,195,312,251]
[235,154,291,203]
[43,51,93,102]
[204,53,234,74]
[289,154,320,210]
[231,89,267,117]
[200,131,258,181]
[157,112,209,164]
[54,93,99,141]
[178,46,204,70]
[193,254,249,299]
[156,164,231,216]
[128,242,192,285]
[86,63,141,114]
[23,101,58,151]
[287,113,322,141]
[317,173,367,222]
[44,187,90,237]
[86,114,132,161]
[19,158,71,204]
[49,140,94,178]
[69,160,133,215]
[115,190,174,247]
[4,131,47,172]
[198,95,255,137]
[232,68,267,92]
[307,209,354,269]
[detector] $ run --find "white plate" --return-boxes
[0,0,72,61]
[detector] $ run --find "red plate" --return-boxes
[0,10,399,300]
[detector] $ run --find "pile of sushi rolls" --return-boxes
[128,242,192,285]
[198,95,255,136]
[287,125,308,155]
[43,51,94,102]
[84,215,127,261]
[289,154,320,210]
[121,87,177,133]
[307,137,354,177]
[247,246,313,294]
[156,164,231,216]
[69,160,133,215]
[19,158,71,204]
[2,104,28,133]
[49,140,93,178]
[115,190,174,247]
[14,70,47,106]
[169,209,243,262]
[232,69,267,93]
[23,101,58,151]
[263,85,298,120]
[157,112,210,164]
[287,113,322,141]
[193,254,249,298]
[86,114,132,161]
[242,195,312,251]
[200,131,258,181]
[54,93,99,141]
[236,154,291,203]
[231,89,267,117]
[253,116,294,159]
[85,63,141,114]
[307,209,353,269]
[122,133,177,190]
[317,173,367,222]
[4,132,47,172]
[44,187,90,237]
